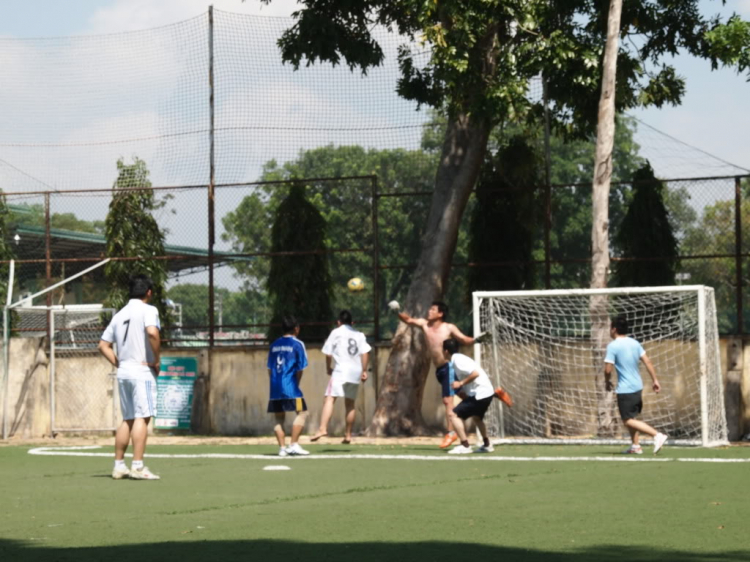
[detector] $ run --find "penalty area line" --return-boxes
[26,446,750,463]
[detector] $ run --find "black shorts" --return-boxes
[267,398,307,414]
[436,363,455,398]
[617,391,643,421]
[452,395,493,420]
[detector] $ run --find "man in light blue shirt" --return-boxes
[604,315,668,455]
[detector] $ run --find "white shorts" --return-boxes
[325,378,359,400]
[118,378,157,420]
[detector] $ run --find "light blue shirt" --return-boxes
[604,336,645,394]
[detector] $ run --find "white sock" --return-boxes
[132,460,144,470]
[114,460,126,470]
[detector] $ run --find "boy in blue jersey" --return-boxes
[267,315,310,456]
[604,315,668,455]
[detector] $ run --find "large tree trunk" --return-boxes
[591,0,623,436]
[367,113,491,435]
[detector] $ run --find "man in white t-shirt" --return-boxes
[311,310,371,444]
[443,337,505,455]
[98,274,162,480]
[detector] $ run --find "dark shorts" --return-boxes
[617,390,643,421]
[267,398,307,414]
[452,395,493,420]
[436,363,455,398]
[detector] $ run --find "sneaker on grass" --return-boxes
[448,444,473,455]
[278,447,289,457]
[653,433,668,455]
[287,443,310,456]
[474,444,495,453]
[623,445,643,455]
[111,465,131,480]
[129,466,160,480]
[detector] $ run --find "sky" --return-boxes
[0,0,747,174]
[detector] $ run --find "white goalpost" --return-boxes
[472,285,728,447]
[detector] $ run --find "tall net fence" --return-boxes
[1,9,748,347]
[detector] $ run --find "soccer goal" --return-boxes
[472,286,728,447]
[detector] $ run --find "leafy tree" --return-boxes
[267,183,333,341]
[167,283,266,331]
[612,163,679,287]
[222,144,438,335]
[262,0,750,434]
[468,136,542,293]
[678,178,750,334]
[104,157,170,330]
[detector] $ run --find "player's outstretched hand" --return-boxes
[388,300,400,312]
[474,331,490,344]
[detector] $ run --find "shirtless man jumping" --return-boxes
[389,300,512,448]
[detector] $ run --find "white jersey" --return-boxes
[321,324,372,384]
[451,353,494,400]
[101,299,161,381]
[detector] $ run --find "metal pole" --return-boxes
[50,310,56,435]
[207,5,216,349]
[2,307,9,440]
[735,176,743,334]
[45,193,52,340]
[542,76,552,289]
[371,176,380,342]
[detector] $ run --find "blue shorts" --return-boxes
[267,398,307,413]
[436,363,455,398]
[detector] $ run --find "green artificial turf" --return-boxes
[1,444,749,561]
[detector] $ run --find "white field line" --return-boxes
[26,446,750,463]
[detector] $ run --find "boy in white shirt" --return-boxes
[443,337,509,454]
[311,310,371,444]
[98,274,162,480]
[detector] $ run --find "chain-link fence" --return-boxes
[1,9,748,346]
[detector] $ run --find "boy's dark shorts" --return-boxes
[452,395,493,420]
[617,390,643,421]
[436,363,455,398]
[267,398,307,413]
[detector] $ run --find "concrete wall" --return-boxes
[2,337,750,440]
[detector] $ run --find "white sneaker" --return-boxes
[623,445,643,455]
[286,443,310,456]
[474,444,495,453]
[653,433,668,455]
[448,444,473,455]
[111,465,130,480]
[129,466,161,480]
[278,447,289,457]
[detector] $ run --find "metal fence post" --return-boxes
[735,176,743,334]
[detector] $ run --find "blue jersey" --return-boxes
[604,336,645,394]
[267,335,308,400]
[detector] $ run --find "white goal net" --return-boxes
[473,286,728,447]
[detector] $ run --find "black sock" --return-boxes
[461,440,470,448]
[483,437,490,447]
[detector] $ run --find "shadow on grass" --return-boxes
[1,539,747,562]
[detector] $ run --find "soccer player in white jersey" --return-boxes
[442,337,502,454]
[98,274,162,480]
[604,315,668,455]
[311,310,371,444]
[267,315,310,456]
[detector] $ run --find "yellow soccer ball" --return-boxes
[347,277,365,292]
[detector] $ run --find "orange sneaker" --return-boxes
[439,432,458,449]
[494,387,513,407]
